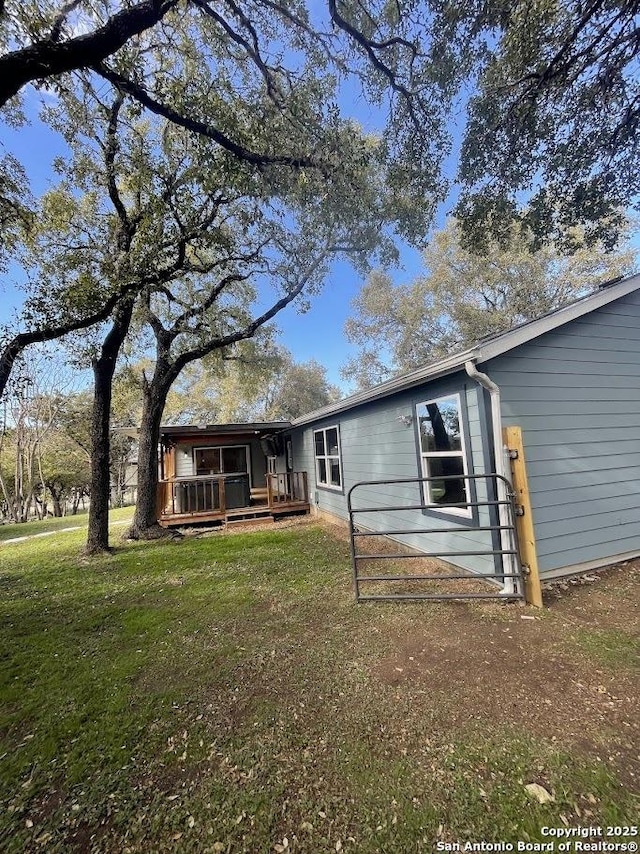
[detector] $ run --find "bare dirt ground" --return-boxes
[106,515,640,792]
[367,558,639,787]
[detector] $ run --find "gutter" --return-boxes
[464,361,520,596]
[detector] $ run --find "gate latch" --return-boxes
[508,448,519,460]
[514,504,525,517]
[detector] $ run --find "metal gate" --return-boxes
[347,473,525,602]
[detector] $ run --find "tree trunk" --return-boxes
[0,471,16,522]
[51,493,63,517]
[127,365,174,540]
[86,297,135,554]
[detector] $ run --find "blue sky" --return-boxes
[3,86,637,395]
[0,89,436,392]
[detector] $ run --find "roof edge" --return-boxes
[291,271,640,428]
[476,271,640,363]
[291,348,476,427]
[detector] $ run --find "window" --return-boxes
[416,394,470,515]
[314,426,342,489]
[194,445,249,477]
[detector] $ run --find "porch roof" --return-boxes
[160,422,291,438]
[115,422,291,440]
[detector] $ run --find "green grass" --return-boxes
[0,518,637,853]
[573,628,640,668]
[0,505,134,542]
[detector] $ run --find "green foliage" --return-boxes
[38,425,91,508]
[0,153,32,273]
[143,340,340,424]
[260,351,342,421]
[121,338,340,424]
[343,217,638,388]
[214,347,341,422]
[2,0,638,271]
[26,74,404,367]
[455,0,640,248]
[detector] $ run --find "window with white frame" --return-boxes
[416,394,470,515]
[314,426,342,489]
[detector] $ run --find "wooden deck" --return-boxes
[158,502,310,527]
[157,472,310,528]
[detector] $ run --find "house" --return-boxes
[157,273,640,601]
[288,273,640,594]
[157,422,310,525]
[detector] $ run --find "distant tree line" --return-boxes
[0,345,338,521]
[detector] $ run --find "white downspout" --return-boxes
[464,361,520,596]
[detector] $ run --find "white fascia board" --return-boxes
[476,273,640,363]
[291,272,640,429]
[290,348,476,427]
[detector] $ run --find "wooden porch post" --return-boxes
[503,426,543,608]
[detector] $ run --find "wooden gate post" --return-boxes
[503,426,543,608]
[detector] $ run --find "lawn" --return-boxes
[0,516,638,853]
[0,506,135,543]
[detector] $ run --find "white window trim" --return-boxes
[193,444,252,487]
[416,392,472,518]
[313,425,343,491]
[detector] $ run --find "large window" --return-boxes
[314,426,342,489]
[416,394,470,515]
[194,445,249,477]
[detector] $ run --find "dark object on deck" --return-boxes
[224,474,251,509]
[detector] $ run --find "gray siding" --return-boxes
[292,376,502,577]
[487,289,640,575]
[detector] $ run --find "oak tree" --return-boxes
[343,218,638,388]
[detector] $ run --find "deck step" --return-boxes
[159,501,310,528]
[225,506,273,520]
[225,507,275,525]
[225,515,275,527]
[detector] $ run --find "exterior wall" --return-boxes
[171,434,267,488]
[487,288,640,576]
[273,434,293,475]
[291,375,502,577]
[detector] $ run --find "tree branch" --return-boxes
[49,0,84,43]
[103,95,133,246]
[0,283,137,401]
[194,0,283,103]
[92,62,323,171]
[327,0,420,125]
[0,0,179,106]
[172,246,330,376]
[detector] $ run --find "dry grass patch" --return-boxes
[0,517,637,853]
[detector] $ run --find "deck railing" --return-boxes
[157,476,227,517]
[157,471,309,519]
[267,471,308,505]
